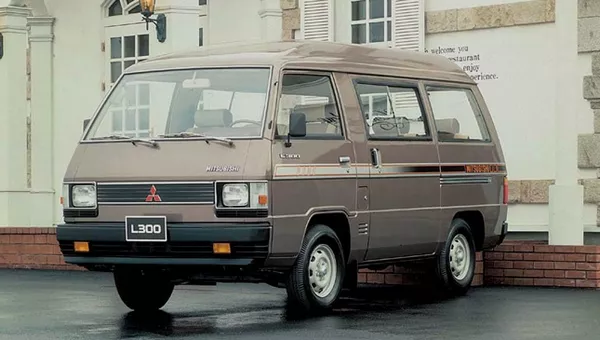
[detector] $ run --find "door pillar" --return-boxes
[260,0,283,42]
[548,0,584,245]
[28,16,55,227]
[0,5,31,227]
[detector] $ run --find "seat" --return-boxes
[436,118,470,140]
[187,109,233,133]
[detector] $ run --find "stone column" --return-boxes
[260,0,283,42]
[27,16,55,227]
[548,0,584,245]
[151,0,200,56]
[0,5,31,227]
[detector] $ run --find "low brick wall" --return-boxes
[484,241,600,288]
[0,228,84,271]
[484,242,600,288]
[2,228,600,290]
[358,252,484,287]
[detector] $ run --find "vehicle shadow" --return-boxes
[116,284,460,338]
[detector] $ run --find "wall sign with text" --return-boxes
[425,45,498,82]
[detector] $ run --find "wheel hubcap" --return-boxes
[308,243,337,298]
[449,234,471,281]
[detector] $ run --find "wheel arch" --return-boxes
[453,210,485,251]
[302,211,351,264]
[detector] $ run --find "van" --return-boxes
[57,41,508,314]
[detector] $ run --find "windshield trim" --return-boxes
[80,65,275,143]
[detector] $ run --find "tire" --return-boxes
[113,267,175,312]
[434,218,476,296]
[285,224,346,314]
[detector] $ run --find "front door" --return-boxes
[350,75,441,261]
[269,70,358,258]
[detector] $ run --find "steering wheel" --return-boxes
[230,120,262,127]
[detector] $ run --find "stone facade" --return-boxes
[579,0,600,226]
[426,0,556,34]
[281,0,299,40]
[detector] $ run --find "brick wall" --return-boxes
[0,228,84,271]
[2,228,600,291]
[358,252,484,287]
[484,241,600,288]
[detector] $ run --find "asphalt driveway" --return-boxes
[0,269,599,339]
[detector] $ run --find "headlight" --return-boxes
[222,183,249,207]
[71,184,97,208]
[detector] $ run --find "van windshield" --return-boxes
[84,67,271,141]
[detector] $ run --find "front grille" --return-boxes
[59,241,268,258]
[64,209,98,218]
[215,209,269,218]
[97,182,214,204]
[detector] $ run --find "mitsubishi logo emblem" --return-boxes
[145,185,162,202]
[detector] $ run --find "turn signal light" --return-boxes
[258,194,268,205]
[503,177,509,205]
[74,241,89,253]
[213,243,231,254]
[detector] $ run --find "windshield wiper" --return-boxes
[90,134,158,148]
[159,132,234,146]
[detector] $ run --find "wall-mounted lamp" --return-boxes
[139,0,167,43]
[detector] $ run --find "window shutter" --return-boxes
[391,0,424,114]
[392,0,424,51]
[300,0,334,42]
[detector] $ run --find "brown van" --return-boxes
[57,40,508,314]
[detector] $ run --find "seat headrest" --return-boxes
[436,118,460,135]
[195,109,233,128]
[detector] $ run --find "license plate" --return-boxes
[125,216,167,242]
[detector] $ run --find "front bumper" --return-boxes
[57,222,271,266]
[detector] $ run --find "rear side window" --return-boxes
[275,74,343,138]
[354,82,430,140]
[425,86,491,142]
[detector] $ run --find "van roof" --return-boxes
[125,40,475,84]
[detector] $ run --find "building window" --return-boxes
[199,27,204,46]
[108,33,151,137]
[351,0,392,44]
[107,0,142,17]
[109,34,149,83]
[199,0,207,5]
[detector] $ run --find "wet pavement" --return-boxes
[0,269,599,339]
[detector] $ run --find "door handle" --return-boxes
[370,148,381,168]
[339,156,351,164]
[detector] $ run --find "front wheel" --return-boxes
[113,267,175,312]
[434,218,477,296]
[285,224,346,314]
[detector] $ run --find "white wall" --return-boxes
[426,24,559,180]
[46,0,105,225]
[207,0,263,45]
[425,22,597,232]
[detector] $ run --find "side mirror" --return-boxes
[285,112,306,148]
[288,112,306,137]
[83,119,91,132]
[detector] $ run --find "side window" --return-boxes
[426,86,491,142]
[354,82,429,139]
[276,74,343,138]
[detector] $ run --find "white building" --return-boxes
[0,0,598,251]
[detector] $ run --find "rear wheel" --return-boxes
[434,218,476,296]
[285,224,345,314]
[113,267,174,312]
